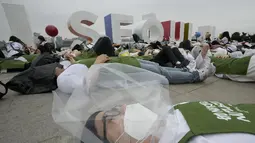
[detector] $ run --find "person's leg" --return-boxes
[172,47,186,63]
[139,59,182,71]
[139,59,201,84]
[152,46,179,66]
[195,44,210,69]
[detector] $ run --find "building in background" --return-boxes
[198,26,216,40]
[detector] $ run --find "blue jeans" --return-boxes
[138,59,200,84]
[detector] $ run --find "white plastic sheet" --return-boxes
[52,63,177,143]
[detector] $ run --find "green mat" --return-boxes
[211,56,251,75]
[0,54,38,70]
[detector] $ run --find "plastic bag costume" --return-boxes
[52,63,179,143]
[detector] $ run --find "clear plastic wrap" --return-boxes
[52,63,178,143]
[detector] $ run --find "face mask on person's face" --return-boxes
[118,103,158,141]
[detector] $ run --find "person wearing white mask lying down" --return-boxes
[52,62,254,143]
[83,101,255,143]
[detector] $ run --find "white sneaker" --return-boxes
[198,63,216,81]
[208,63,216,76]
[198,67,209,81]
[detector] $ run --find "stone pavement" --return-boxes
[0,73,255,143]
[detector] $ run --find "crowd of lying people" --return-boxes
[1,31,255,96]
[1,32,255,143]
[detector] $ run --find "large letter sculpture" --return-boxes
[68,11,100,43]
[133,19,164,43]
[2,3,33,46]
[184,23,193,40]
[104,14,133,43]
[142,13,157,39]
[161,21,170,41]
[175,22,185,41]
[161,20,176,41]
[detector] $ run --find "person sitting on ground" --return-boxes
[56,44,215,94]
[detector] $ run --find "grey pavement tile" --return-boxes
[189,80,255,104]
[169,89,181,97]
[169,83,205,94]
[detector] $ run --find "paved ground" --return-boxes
[0,73,255,143]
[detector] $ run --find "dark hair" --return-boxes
[211,40,220,45]
[84,111,102,141]
[38,43,54,54]
[38,36,46,42]
[222,31,231,42]
[150,41,162,49]
[9,36,26,46]
[72,44,83,51]
[182,40,192,51]
[133,34,141,43]
[179,42,184,48]
[93,37,115,56]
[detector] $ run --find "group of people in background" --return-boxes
[1,30,255,94]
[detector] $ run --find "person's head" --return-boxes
[182,40,192,51]
[38,35,46,43]
[72,44,83,51]
[211,40,220,46]
[9,36,20,42]
[85,105,127,143]
[84,104,160,143]
[9,36,25,46]
[37,43,54,54]
[178,42,184,48]
[205,32,211,38]
[222,31,231,41]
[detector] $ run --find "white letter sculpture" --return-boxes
[104,14,133,43]
[68,11,100,43]
[133,19,164,43]
[2,3,33,46]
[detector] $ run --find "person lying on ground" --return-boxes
[82,101,255,143]
[191,43,255,82]
[56,48,215,94]
[3,36,30,58]
[8,36,34,56]
[35,35,46,48]
[211,55,255,82]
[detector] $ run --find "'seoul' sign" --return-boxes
[68,11,216,43]
[1,3,216,45]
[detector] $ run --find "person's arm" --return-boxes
[94,54,110,64]
[67,56,77,64]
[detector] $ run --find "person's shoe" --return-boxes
[207,63,216,76]
[175,61,182,68]
[198,63,216,81]
[198,68,208,81]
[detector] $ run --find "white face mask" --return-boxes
[123,103,158,141]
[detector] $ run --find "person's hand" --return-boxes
[65,53,74,59]
[94,54,110,64]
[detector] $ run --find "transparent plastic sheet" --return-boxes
[52,63,180,143]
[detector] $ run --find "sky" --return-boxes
[1,0,255,39]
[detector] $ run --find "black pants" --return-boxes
[152,46,187,67]
[12,52,24,58]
